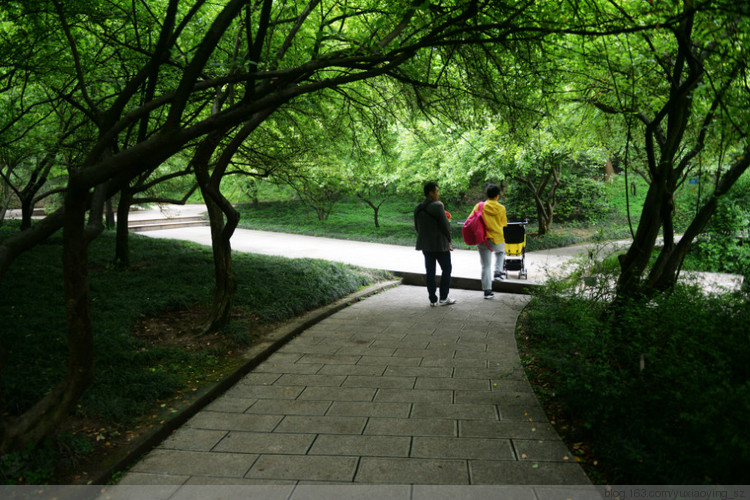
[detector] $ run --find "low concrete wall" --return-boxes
[393,271,539,295]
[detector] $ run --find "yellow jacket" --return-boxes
[473,199,507,244]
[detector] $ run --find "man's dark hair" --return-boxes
[486,184,500,199]
[424,181,439,197]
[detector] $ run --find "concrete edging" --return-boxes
[394,271,540,295]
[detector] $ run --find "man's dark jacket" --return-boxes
[414,199,452,252]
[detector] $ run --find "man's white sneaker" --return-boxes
[439,297,457,306]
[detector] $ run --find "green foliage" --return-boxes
[602,174,648,232]
[391,120,509,203]
[0,433,93,485]
[505,172,608,225]
[684,173,750,276]
[523,270,750,484]
[236,196,453,247]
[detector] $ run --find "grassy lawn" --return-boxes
[235,193,628,252]
[0,225,390,484]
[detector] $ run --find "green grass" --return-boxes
[0,223,389,483]
[234,174,654,252]
[236,197,441,247]
[236,197,613,252]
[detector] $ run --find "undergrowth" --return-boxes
[520,262,750,484]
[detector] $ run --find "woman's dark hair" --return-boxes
[486,184,500,198]
[423,181,439,197]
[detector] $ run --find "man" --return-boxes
[414,181,456,307]
[471,184,507,299]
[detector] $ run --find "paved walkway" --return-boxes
[114,206,590,494]
[118,283,592,490]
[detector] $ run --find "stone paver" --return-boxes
[118,285,593,493]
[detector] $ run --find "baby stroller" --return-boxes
[503,221,528,279]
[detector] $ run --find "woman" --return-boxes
[471,184,507,299]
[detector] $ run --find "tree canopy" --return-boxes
[0,0,748,454]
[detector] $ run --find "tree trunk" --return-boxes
[192,131,239,334]
[647,147,750,291]
[615,183,663,298]
[105,198,116,229]
[114,187,133,268]
[0,186,10,224]
[0,210,65,281]
[356,193,381,229]
[536,203,550,235]
[201,191,238,333]
[20,194,33,231]
[0,187,94,454]
[533,195,553,236]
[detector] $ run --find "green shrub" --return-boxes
[524,270,750,484]
[0,433,93,484]
[685,174,750,276]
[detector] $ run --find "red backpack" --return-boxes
[462,202,487,246]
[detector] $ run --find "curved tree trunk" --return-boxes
[356,193,382,229]
[535,197,552,235]
[0,186,95,454]
[200,191,239,333]
[192,130,238,334]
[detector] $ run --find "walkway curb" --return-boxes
[394,271,540,295]
[90,280,401,485]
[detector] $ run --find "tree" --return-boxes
[504,124,607,234]
[2,0,571,453]
[575,1,750,300]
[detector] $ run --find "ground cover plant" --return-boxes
[0,224,389,483]
[517,266,750,484]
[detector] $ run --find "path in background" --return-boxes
[7,202,742,290]
[136,204,742,292]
